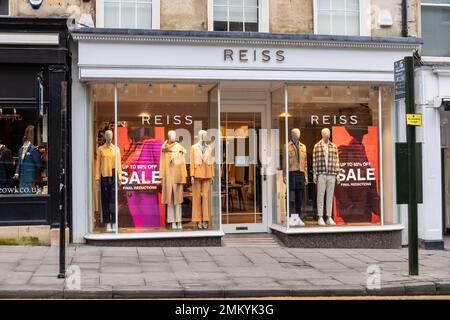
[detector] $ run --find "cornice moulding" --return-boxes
[71,33,419,50]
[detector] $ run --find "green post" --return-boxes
[405,56,419,275]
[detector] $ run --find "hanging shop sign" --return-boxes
[406,113,422,126]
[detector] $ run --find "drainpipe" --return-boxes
[402,0,408,37]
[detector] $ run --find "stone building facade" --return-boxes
[6,0,420,37]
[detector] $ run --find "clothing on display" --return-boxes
[95,143,122,181]
[313,138,340,219]
[96,143,122,224]
[15,142,42,193]
[159,140,187,205]
[283,139,308,217]
[100,171,116,223]
[0,144,12,188]
[312,140,340,176]
[316,174,336,218]
[191,178,211,222]
[190,142,214,223]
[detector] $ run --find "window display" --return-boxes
[0,108,48,196]
[90,83,220,233]
[272,84,393,228]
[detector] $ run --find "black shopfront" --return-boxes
[0,17,71,237]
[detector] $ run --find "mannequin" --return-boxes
[313,128,340,226]
[283,128,307,227]
[0,141,12,189]
[95,130,122,233]
[190,130,214,230]
[14,126,42,194]
[160,130,187,230]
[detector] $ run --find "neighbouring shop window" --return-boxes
[316,0,360,36]
[104,0,152,29]
[0,108,48,196]
[90,83,220,233]
[421,0,450,56]
[272,84,394,228]
[213,0,259,32]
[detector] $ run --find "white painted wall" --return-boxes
[415,66,450,245]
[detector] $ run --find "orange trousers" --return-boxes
[192,178,211,222]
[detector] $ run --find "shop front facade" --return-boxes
[0,17,71,246]
[70,28,420,247]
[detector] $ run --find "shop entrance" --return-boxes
[220,105,268,233]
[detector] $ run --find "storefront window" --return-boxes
[272,84,394,228]
[90,82,220,233]
[0,106,48,196]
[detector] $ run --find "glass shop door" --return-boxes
[220,105,268,233]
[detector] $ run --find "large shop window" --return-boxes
[213,0,259,32]
[421,1,450,56]
[271,84,394,228]
[104,0,152,29]
[90,83,220,233]
[0,107,48,196]
[316,0,360,36]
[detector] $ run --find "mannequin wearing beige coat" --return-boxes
[160,130,187,230]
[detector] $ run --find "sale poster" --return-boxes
[332,126,381,224]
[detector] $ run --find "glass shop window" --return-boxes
[0,107,48,196]
[90,83,220,233]
[272,84,395,228]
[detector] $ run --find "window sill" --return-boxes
[84,229,225,240]
[270,223,404,234]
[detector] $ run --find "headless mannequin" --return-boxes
[313,128,339,226]
[96,130,121,233]
[190,130,214,230]
[164,130,183,230]
[14,128,42,194]
[285,128,306,227]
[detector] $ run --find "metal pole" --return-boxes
[405,56,418,275]
[58,81,68,279]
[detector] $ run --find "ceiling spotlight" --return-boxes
[302,86,309,96]
[346,86,352,96]
[324,86,331,96]
[147,83,153,94]
[196,84,203,95]
[171,84,177,94]
[123,83,129,94]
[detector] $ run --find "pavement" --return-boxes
[1,244,450,298]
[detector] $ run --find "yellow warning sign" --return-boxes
[406,114,422,126]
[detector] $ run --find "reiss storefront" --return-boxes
[70,28,420,247]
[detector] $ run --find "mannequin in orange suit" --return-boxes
[190,130,214,229]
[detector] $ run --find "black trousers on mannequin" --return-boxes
[100,170,116,224]
[288,171,305,217]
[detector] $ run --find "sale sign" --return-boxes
[332,126,381,224]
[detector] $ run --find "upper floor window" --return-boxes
[104,0,152,29]
[421,1,450,56]
[316,0,360,36]
[213,0,259,32]
[0,0,8,15]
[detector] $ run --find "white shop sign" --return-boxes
[76,37,416,82]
